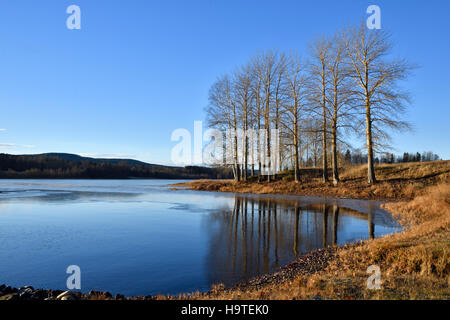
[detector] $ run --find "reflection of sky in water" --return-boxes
[0,180,400,296]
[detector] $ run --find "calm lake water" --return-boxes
[0,179,400,296]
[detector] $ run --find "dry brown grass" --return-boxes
[175,161,450,201]
[384,183,450,225]
[341,161,450,182]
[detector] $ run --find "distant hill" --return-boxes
[0,153,232,179]
[33,153,162,167]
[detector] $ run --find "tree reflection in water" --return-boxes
[204,195,379,287]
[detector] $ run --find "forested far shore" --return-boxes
[0,153,233,179]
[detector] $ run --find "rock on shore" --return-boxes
[0,285,154,301]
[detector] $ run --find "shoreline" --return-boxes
[171,163,449,300]
[1,162,449,300]
[172,161,450,202]
[0,189,409,301]
[0,188,385,301]
[1,186,448,300]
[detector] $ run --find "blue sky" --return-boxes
[0,0,449,164]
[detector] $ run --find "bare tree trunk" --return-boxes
[331,118,339,185]
[233,102,240,182]
[331,88,339,184]
[234,134,240,182]
[294,119,300,182]
[244,133,248,181]
[365,102,376,184]
[275,70,283,176]
[364,60,376,184]
[265,110,271,182]
[257,118,262,182]
[278,140,282,174]
[321,64,328,183]
[322,112,328,182]
[309,39,330,183]
[243,86,249,181]
[313,141,318,168]
[243,126,248,181]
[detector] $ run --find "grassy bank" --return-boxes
[175,161,449,200]
[167,161,449,300]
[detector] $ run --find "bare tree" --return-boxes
[204,22,413,186]
[206,75,241,181]
[308,38,331,183]
[253,51,280,181]
[344,23,413,184]
[250,66,263,181]
[274,53,285,174]
[326,33,355,185]
[281,52,306,182]
[234,64,254,181]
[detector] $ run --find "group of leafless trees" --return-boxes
[206,22,414,185]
